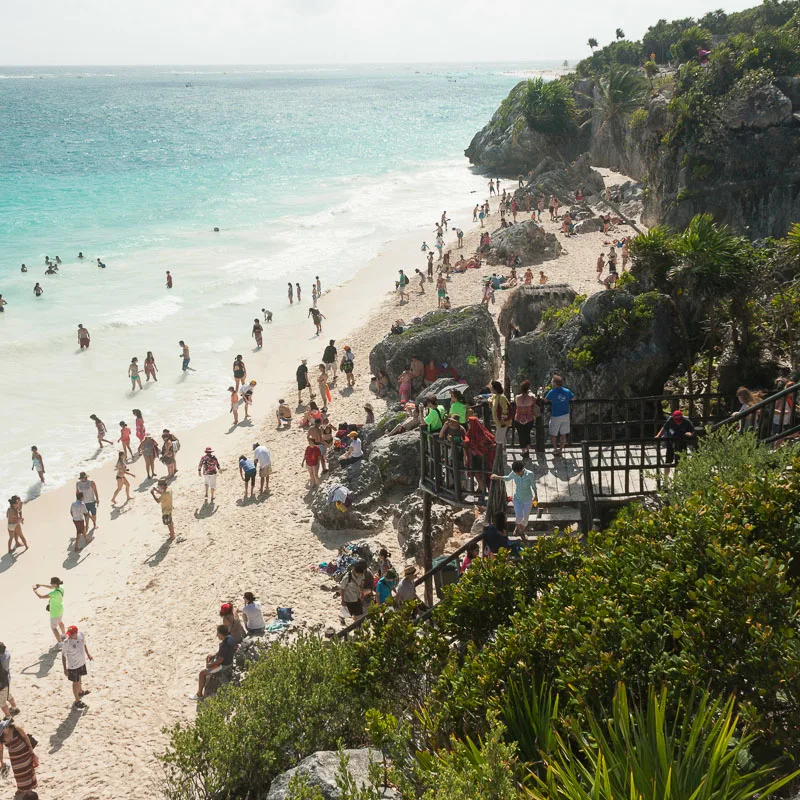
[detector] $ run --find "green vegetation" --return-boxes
[539,294,585,331]
[521,78,576,138]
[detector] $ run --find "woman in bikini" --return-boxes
[161,432,179,478]
[111,452,135,505]
[90,414,113,447]
[132,409,146,446]
[128,357,143,391]
[6,496,27,553]
[144,351,158,382]
[138,433,160,479]
[232,355,247,392]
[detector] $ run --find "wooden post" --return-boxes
[422,490,434,607]
[535,398,545,453]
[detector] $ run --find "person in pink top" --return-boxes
[513,380,539,460]
[118,421,133,461]
[132,409,146,444]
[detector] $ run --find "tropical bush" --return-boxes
[521,78,576,138]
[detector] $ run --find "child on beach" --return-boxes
[30,446,45,483]
[229,387,240,426]
[302,437,322,486]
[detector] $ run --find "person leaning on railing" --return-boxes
[655,409,696,476]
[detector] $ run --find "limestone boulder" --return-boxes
[369,306,501,394]
[497,283,577,337]
[573,217,604,235]
[368,430,421,492]
[488,220,562,267]
[722,83,793,131]
[311,461,384,530]
[393,491,454,560]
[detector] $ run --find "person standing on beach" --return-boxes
[61,625,93,709]
[76,472,99,531]
[30,446,45,483]
[151,478,175,539]
[397,270,410,303]
[341,345,355,388]
[228,386,240,426]
[322,339,338,383]
[489,179,495,196]
[144,351,158,382]
[311,285,318,307]
[296,282,302,302]
[252,443,271,493]
[427,251,434,281]
[197,447,220,502]
[316,276,322,296]
[179,341,193,372]
[232,355,247,391]
[132,408,146,446]
[317,365,332,406]
[118,421,134,461]
[596,253,605,283]
[77,324,91,350]
[166,270,173,289]
[297,359,313,405]
[415,269,425,294]
[238,454,257,499]
[70,492,89,551]
[138,433,160,479]
[302,437,322,486]
[0,643,20,718]
[162,430,180,479]
[6,497,27,554]
[308,306,325,335]
[287,283,294,305]
[252,319,263,349]
[111,452,135,505]
[33,578,65,644]
[128,357,143,391]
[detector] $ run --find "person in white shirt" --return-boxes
[61,625,93,709]
[338,431,363,466]
[69,493,89,551]
[76,472,99,531]
[251,443,271,494]
[239,592,266,636]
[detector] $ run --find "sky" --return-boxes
[1,0,760,66]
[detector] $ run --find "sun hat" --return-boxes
[404,564,417,577]
[344,345,351,351]
[204,447,213,453]
[348,431,359,438]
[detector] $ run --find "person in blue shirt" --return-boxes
[545,375,575,456]
[238,455,257,500]
[376,569,398,605]
[491,460,538,536]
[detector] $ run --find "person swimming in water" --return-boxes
[78,252,84,259]
[33,283,43,297]
[97,258,106,268]
[20,264,27,273]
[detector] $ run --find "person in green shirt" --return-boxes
[424,396,446,433]
[491,460,538,536]
[448,388,469,424]
[33,577,65,644]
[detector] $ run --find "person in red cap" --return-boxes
[655,408,696,476]
[219,603,245,644]
[61,625,93,709]
[197,447,220,502]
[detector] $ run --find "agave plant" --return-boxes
[526,685,799,800]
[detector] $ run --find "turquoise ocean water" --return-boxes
[0,63,556,498]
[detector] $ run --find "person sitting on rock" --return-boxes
[339,431,363,466]
[387,404,421,436]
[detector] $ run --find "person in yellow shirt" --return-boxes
[150,478,175,540]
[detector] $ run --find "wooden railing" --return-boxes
[710,382,800,444]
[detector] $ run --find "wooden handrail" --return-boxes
[711,382,799,434]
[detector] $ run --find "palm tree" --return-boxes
[615,28,625,39]
[592,64,648,128]
[588,37,598,51]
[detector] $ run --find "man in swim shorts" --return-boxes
[179,341,191,371]
[76,472,99,532]
[77,325,90,349]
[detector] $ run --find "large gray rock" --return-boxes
[507,290,681,399]
[497,283,577,338]
[776,76,800,110]
[722,83,793,131]
[369,306,501,394]
[266,748,389,800]
[519,153,606,205]
[488,220,562,267]
[573,217,604,235]
[368,430,421,492]
[311,461,384,530]
[393,491,454,560]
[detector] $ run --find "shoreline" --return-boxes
[1,166,637,799]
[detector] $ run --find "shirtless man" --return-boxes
[410,355,425,394]
[287,283,294,305]
[166,270,173,289]
[262,308,273,323]
[179,341,193,371]
[539,270,549,285]
[295,283,302,303]
[252,318,263,349]
[276,399,292,429]
[307,420,328,473]
[596,254,605,283]
[77,324,91,349]
[33,283,43,297]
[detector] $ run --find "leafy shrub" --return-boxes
[670,26,713,64]
[628,107,649,129]
[161,634,368,800]
[539,295,586,331]
[521,78,576,138]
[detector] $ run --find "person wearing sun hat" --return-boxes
[197,446,220,502]
[61,624,93,709]
[655,408,696,476]
[395,564,419,604]
[338,429,363,466]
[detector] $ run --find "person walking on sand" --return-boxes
[70,492,89,551]
[296,282,302,302]
[308,306,325,335]
[144,350,158,382]
[151,478,175,539]
[161,430,180,478]
[596,253,605,283]
[340,345,355,387]
[128,357,143,391]
[111,452,135,505]
[0,642,20,718]
[166,270,173,289]
[30,446,45,483]
[297,359,313,405]
[33,578,65,644]
[179,341,193,372]
[0,718,39,795]
[311,284,318,307]
[545,374,575,456]
[138,433,159,479]
[232,354,247,391]
[89,415,113,447]
[61,625,93,709]
[287,282,294,305]
[6,496,27,554]
[252,442,271,493]
[252,318,263,349]
[317,364,332,405]
[415,268,425,294]
[238,454,257,499]
[118,420,134,461]
[77,324,91,350]
[316,276,322,296]
[76,472,99,531]
[132,408,146,446]
[322,339,338,383]
[397,270,409,303]
[303,437,322,486]
[197,447,220,502]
